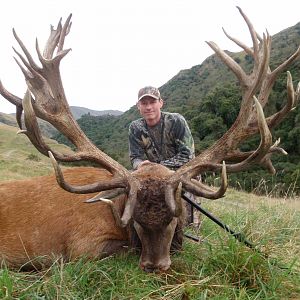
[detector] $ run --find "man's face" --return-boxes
[137,96,163,126]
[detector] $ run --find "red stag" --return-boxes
[0,7,299,272]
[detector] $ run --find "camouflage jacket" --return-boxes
[129,112,195,170]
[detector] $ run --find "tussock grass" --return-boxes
[0,190,299,299]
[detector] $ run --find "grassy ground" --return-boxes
[0,190,299,299]
[0,123,299,299]
[0,123,72,181]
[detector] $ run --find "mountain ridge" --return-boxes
[69,106,123,119]
[0,106,123,137]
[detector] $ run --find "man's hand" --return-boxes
[137,160,152,169]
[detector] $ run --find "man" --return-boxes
[129,86,195,170]
[128,86,196,223]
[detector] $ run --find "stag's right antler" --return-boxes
[0,14,140,227]
[167,7,300,200]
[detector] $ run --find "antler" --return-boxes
[168,6,300,199]
[0,14,140,226]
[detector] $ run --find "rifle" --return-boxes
[182,193,256,250]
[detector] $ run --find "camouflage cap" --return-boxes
[138,86,161,101]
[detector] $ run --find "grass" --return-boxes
[0,190,299,299]
[0,123,72,181]
[0,123,299,299]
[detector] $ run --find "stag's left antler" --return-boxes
[0,14,140,227]
[168,7,300,199]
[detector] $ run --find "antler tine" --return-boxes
[12,29,41,73]
[221,7,263,59]
[270,46,300,84]
[254,71,299,133]
[19,89,90,162]
[234,71,298,155]
[57,14,72,53]
[236,6,259,60]
[89,180,139,228]
[222,27,253,56]
[206,40,248,88]
[0,80,23,128]
[86,197,125,228]
[255,46,300,112]
[42,14,72,59]
[43,19,62,59]
[260,144,288,175]
[0,80,22,107]
[207,7,270,93]
[181,162,228,199]
[221,137,287,175]
[119,181,140,227]
[265,72,295,127]
[164,182,183,217]
[225,97,272,173]
[48,151,127,193]
[178,77,273,184]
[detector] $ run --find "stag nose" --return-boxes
[143,266,157,273]
[140,261,158,273]
[140,261,170,273]
[140,262,157,273]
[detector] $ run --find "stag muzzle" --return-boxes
[134,218,178,273]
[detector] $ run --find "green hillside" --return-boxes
[0,123,73,181]
[0,112,58,138]
[70,106,123,119]
[0,107,123,138]
[0,113,18,127]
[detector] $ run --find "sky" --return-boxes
[0,0,300,114]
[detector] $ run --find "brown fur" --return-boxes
[134,178,174,229]
[0,167,128,268]
[0,164,186,271]
[132,163,186,244]
[131,164,186,271]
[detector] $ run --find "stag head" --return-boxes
[131,163,184,272]
[0,7,299,272]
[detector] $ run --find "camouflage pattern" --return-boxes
[129,112,195,170]
[138,86,161,101]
